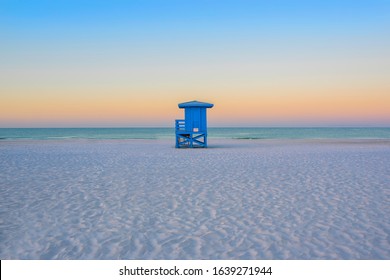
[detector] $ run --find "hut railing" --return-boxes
[175,119,186,132]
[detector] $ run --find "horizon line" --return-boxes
[1,126,390,129]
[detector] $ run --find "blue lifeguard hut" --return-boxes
[175,100,214,148]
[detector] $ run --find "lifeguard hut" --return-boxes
[175,100,214,148]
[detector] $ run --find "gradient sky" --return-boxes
[1,0,389,127]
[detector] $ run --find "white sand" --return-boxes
[0,139,389,259]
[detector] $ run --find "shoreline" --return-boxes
[1,127,390,142]
[0,137,390,144]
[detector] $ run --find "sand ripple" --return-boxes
[1,139,389,259]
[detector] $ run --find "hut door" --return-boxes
[192,108,200,132]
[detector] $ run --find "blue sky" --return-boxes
[1,0,389,127]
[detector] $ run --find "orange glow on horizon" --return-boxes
[1,86,389,127]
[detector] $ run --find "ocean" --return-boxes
[1,127,390,140]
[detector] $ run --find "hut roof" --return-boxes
[178,100,214,108]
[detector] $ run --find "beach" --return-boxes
[1,139,389,259]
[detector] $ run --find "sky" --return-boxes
[1,0,389,127]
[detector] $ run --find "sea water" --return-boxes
[1,127,390,140]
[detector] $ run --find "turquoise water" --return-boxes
[1,127,390,140]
